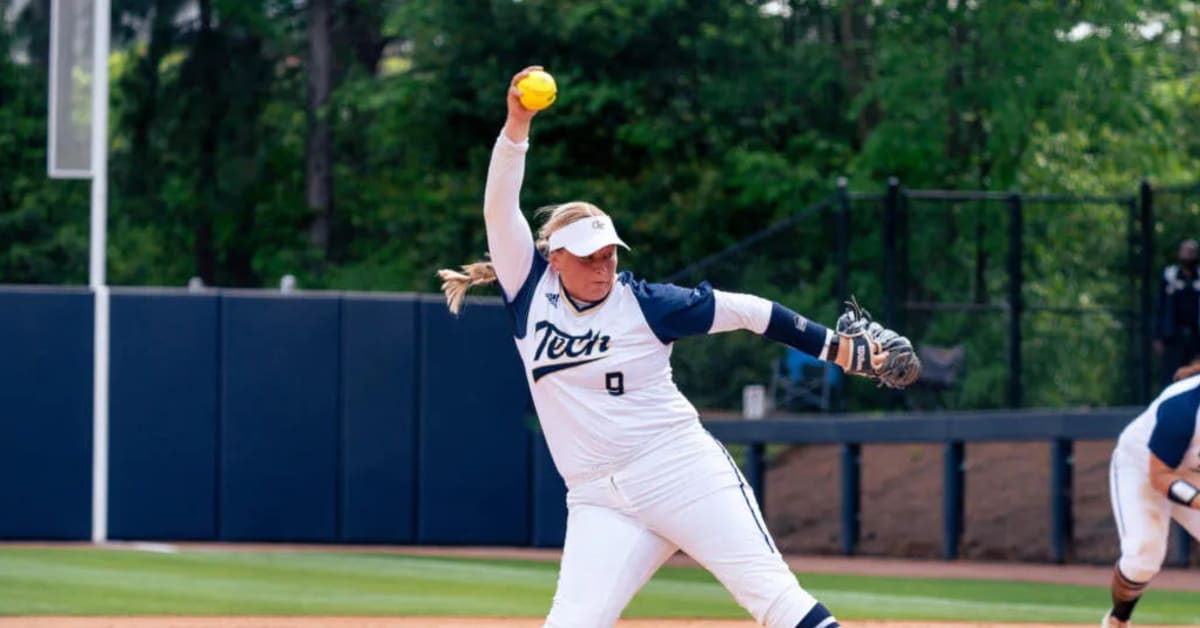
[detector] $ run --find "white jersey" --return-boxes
[511,260,732,485]
[1116,374,1200,473]
[482,133,830,487]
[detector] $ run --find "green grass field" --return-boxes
[0,548,1198,624]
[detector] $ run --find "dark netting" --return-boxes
[898,194,1012,411]
[664,181,1200,414]
[1018,196,1141,407]
[665,193,848,411]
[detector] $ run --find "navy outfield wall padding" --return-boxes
[417,298,531,544]
[531,426,567,547]
[219,294,341,542]
[339,295,419,543]
[108,291,220,540]
[0,289,92,539]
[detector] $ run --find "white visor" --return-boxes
[547,215,630,256]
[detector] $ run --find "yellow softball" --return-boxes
[517,70,557,111]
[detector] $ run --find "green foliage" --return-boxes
[2,0,1199,408]
[0,27,88,284]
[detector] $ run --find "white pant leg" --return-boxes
[662,483,822,628]
[544,501,677,628]
[1111,450,1173,583]
[617,429,830,628]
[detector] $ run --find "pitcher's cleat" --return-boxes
[1102,610,1130,628]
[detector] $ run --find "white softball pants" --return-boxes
[544,424,832,628]
[1110,447,1200,582]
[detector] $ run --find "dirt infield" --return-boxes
[0,620,1175,628]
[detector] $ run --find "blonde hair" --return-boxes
[437,201,608,314]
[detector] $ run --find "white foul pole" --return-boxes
[89,0,110,544]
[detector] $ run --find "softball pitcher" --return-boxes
[438,66,920,628]
[1105,358,1200,627]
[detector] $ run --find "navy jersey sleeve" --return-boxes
[503,246,549,339]
[622,273,716,344]
[1149,387,1200,468]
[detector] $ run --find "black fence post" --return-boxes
[1127,197,1140,405]
[837,178,850,308]
[1008,193,1023,409]
[1050,439,1073,563]
[836,179,850,413]
[899,188,910,332]
[840,443,861,556]
[943,441,965,560]
[884,179,901,410]
[1140,180,1155,404]
[884,178,900,327]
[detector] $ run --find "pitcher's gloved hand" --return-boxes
[833,297,922,389]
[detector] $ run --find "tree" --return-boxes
[306,0,333,259]
[0,7,88,284]
[3,0,1199,408]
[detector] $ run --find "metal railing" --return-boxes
[704,407,1140,564]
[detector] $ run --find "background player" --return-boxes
[437,66,919,628]
[1105,357,1200,627]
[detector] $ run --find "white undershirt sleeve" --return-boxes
[711,290,836,360]
[710,290,773,334]
[484,132,537,301]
